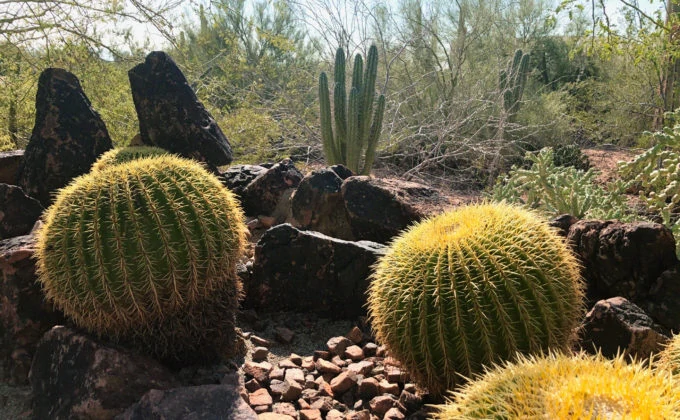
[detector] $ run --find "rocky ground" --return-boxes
[236,311,431,419]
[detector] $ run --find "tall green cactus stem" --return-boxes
[500,49,530,119]
[91,145,170,172]
[36,155,247,363]
[319,45,385,174]
[367,203,584,397]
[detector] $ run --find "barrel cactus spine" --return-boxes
[36,155,247,363]
[367,202,584,397]
[656,333,680,375]
[319,44,386,175]
[91,145,170,171]
[432,352,680,419]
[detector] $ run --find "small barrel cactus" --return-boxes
[367,203,584,397]
[432,352,680,419]
[36,155,247,363]
[91,145,169,171]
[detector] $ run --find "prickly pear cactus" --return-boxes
[367,203,584,397]
[91,145,169,171]
[432,352,680,419]
[36,155,247,362]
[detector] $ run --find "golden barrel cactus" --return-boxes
[36,155,247,363]
[367,203,584,396]
[432,352,680,419]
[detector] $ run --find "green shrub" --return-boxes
[490,147,631,220]
[36,155,247,363]
[367,203,584,397]
[619,120,680,242]
[553,144,590,170]
[432,352,680,419]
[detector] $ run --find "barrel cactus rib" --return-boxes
[367,203,583,397]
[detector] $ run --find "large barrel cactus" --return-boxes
[36,155,247,363]
[367,203,584,396]
[657,333,680,375]
[91,145,169,171]
[432,352,680,419]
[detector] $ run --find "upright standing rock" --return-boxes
[128,51,233,171]
[16,68,113,207]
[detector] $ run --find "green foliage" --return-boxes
[553,143,590,170]
[490,147,631,220]
[619,117,680,242]
[91,146,169,171]
[36,155,247,363]
[367,203,584,397]
[500,49,530,118]
[432,352,680,419]
[215,107,284,164]
[319,45,385,174]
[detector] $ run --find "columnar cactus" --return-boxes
[91,145,169,171]
[319,45,386,175]
[432,352,680,419]
[36,155,247,363]
[367,203,584,397]
[499,49,530,118]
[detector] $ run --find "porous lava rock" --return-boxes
[128,51,233,170]
[291,168,353,240]
[246,224,386,318]
[116,374,256,420]
[241,159,303,217]
[642,266,680,332]
[0,150,24,184]
[567,220,677,303]
[0,183,43,239]
[579,296,669,360]
[221,164,268,197]
[16,68,113,206]
[30,326,180,420]
[0,235,63,385]
[341,177,445,243]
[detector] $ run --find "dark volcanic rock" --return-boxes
[579,297,669,360]
[341,177,440,243]
[242,159,303,217]
[0,150,24,184]
[642,266,680,332]
[0,235,64,385]
[549,214,578,237]
[291,168,353,240]
[221,164,268,197]
[0,184,43,239]
[128,51,233,170]
[567,220,677,303]
[16,68,113,206]
[247,224,387,318]
[116,374,256,420]
[30,326,180,420]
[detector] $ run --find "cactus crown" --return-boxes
[36,155,247,344]
[432,352,680,419]
[319,44,386,175]
[91,145,170,171]
[367,203,584,397]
